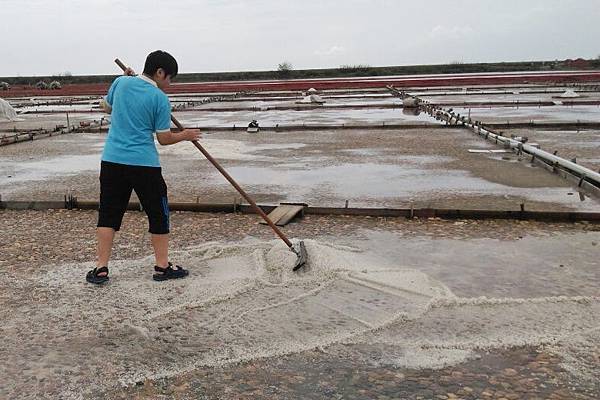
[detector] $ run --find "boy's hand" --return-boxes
[180,129,202,142]
[123,67,136,76]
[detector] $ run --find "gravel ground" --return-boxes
[0,209,599,399]
[111,346,598,400]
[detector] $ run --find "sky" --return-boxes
[1,0,599,76]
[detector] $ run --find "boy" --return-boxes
[86,50,201,284]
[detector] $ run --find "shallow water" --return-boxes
[176,107,434,127]
[0,153,101,185]
[453,105,600,123]
[159,137,307,162]
[216,162,600,210]
[420,92,600,104]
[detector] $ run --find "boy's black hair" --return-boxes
[143,50,178,79]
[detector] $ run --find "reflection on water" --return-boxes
[177,108,434,127]
[219,162,600,209]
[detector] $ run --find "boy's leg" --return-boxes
[151,234,169,268]
[131,166,171,268]
[95,161,133,274]
[96,227,116,274]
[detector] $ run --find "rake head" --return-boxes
[292,241,308,271]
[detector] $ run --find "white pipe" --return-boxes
[433,109,600,186]
[407,92,600,186]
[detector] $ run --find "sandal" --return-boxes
[86,266,109,284]
[153,262,189,281]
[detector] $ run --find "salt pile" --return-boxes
[0,97,19,121]
[560,89,580,98]
[296,94,325,104]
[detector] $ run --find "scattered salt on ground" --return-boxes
[1,238,598,399]
[548,327,600,384]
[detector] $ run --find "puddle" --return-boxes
[420,93,596,104]
[159,138,306,161]
[223,163,490,197]
[176,108,435,127]
[215,163,600,209]
[452,105,600,123]
[532,130,600,149]
[0,154,101,185]
[18,104,101,113]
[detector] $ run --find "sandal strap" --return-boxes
[154,262,175,273]
[94,266,109,275]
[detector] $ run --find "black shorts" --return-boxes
[97,161,170,234]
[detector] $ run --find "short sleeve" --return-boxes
[105,76,123,107]
[155,94,172,134]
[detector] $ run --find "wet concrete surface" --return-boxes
[174,107,434,127]
[421,91,600,104]
[452,105,600,124]
[0,134,103,187]
[503,128,600,172]
[190,96,402,110]
[0,112,105,132]
[14,104,102,113]
[1,128,598,211]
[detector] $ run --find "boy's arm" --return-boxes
[154,93,201,145]
[156,129,202,145]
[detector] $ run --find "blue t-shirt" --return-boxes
[101,75,171,167]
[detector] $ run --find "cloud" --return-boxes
[314,45,346,56]
[429,25,474,40]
